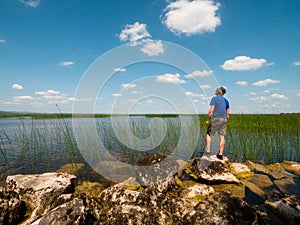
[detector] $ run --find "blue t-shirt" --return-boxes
[210,96,230,119]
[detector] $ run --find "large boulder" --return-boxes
[182,157,239,184]
[135,154,179,186]
[5,172,76,224]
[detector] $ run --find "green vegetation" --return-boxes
[0,113,299,179]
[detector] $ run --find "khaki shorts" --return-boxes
[207,118,227,136]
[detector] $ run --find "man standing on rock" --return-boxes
[205,87,230,160]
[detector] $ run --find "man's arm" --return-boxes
[226,108,230,121]
[206,105,214,126]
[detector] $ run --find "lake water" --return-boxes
[0,116,299,184]
[0,116,204,183]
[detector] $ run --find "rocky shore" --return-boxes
[0,155,300,225]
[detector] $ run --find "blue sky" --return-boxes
[0,0,300,114]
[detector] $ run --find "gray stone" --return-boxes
[184,190,263,225]
[0,188,26,225]
[5,172,76,225]
[265,195,300,225]
[183,158,239,184]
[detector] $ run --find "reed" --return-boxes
[0,114,299,177]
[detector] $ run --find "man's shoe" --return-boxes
[216,154,223,160]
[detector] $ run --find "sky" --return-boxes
[1,0,300,114]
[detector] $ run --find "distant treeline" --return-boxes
[0,112,299,119]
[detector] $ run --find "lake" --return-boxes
[0,114,299,184]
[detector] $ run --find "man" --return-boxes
[205,87,230,160]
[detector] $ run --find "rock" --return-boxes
[282,161,300,174]
[180,183,214,203]
[230,162,254,178]
[274,178,300,197]
[30,197,97,225]
[5,172,76,225]
[211,183,245,199]
[241,180,266,201]
[135,154,179,186]
[266,163,294,180]
[246,160,271,175]
[265,195,300,225]
[0,188,26,225]
[246,174,274,190]
[183,190,263,225]
[183,158,239,184]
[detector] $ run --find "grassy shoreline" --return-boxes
[0,112,299,119]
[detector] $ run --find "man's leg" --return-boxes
[206,134,211,152]
[219,134,225,155]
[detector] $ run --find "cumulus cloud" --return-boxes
[140,39,164,56]
[251,78,280,87]
[119,22,164,56]
[13,95,37,101]
[185,91,204,97]
[200,84,211,89]
[35,90,60,95]
[119,22,151,45]
[249,93,287,102]
[19,0,40,7]
[162,0,221,35]
[270,94,288,100]
[114,67,127,72]
[249,96,268,102]
[59,61,74,67]
[12,84,23,90]
[121,83,137,89]
[221,56,272,71]
[235,81,247,86]
[112,93,122,97]
[156,73,186,84]
[292,61,300,66]
[185,70,213,78]
[0,39,6,44]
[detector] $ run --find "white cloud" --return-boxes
[112,93,122,97]
[235,81,247,86]
[0,100,19,105]
[119,22,165,56]
[162,0,221,35]
[200,84,211,89]
[19,0,40,7]
[156,73,186,84]
[251,78,280,87]
[13,95,36,101]
[296,93,300,97]
[249,96,268,102]
[185,70,213,78]
[119,22,151,45]
[185,91,204,97]
[12,83,23,90]
[35,90,60,95]
[270,94,288,100]
[121,83,137,89]
[292,61,300,66]
[140,39,164,56]
[249,93,287,102]
[114,67,127,72]
[59,61,74,67]
[0,39,6,44]
[221,56,271,71]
